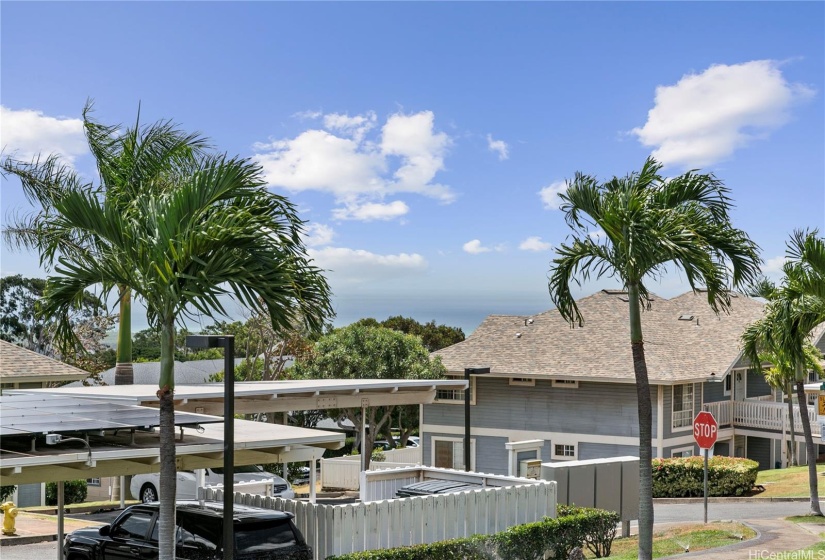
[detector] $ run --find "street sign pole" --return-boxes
[703,448,709,524]
[693,410,718,525]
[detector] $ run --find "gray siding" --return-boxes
[16,483,42,507]
[746,436,772,470]
[425,378,650,438]
[703,377,728,404]
[579,442,638,460]
[747,369,772,398]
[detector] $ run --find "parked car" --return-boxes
[373,436,419,451]
[130,465,293,503]
[63,500,311,560]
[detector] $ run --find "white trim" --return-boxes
[430,435,475,471]
[509,377,535,387]
[551,442,577,460]
[723,373,732,397]
[423,423,639,447]
[670,445,694,458]
[657,385,664,458]
[435,376,476,405]
[552,379,579,389]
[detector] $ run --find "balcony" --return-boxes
[702,399,821,438]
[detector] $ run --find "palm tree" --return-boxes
[38,153,333,560]
[548,157,761,560]
[2,101,207,385]
[743,230,825,516]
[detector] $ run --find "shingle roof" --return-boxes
[0,340,90,382]
[432,290,767,384]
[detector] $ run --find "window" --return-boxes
[723,374,732,397]
[552,443,576,460]
[435,377,475,404]
[552,379,578,389]
[671,447,694,458]
[509,377,535,387]
[432,437,474,470]
[86,478,101,486]
[113,511,154,540]
[672,383,694,429]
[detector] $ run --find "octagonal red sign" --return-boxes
[693,411,718,449]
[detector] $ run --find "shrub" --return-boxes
[0,485,15,502]
[328,506,619,560]
[45,480,88,506]
[652,456,758,497]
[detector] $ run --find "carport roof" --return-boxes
[9,378,469,415]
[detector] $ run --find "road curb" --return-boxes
[654,497,811,504]
[0,534,57,547]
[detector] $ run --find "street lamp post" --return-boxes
[186,335,235,560]
[464,367,490,472]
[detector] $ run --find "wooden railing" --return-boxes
[702,400,821,437]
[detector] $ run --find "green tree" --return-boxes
[547,157,760,560]
[352,316,465,445]
[38,148,332,560]
[0,274,115,367]
[2,101,207,386]
[291,324,446,469]
[742,230,825,516]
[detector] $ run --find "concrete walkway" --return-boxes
[0,511,104,546]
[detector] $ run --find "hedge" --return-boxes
[45,480,88,506]
[652,456,758,497]
[328,505,620,560]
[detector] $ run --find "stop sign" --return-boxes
[693,411,718,449]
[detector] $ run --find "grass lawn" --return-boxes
[787,515,825,525]
[23,499,139,512]
[755,465,825,498]
[600,522,755,559]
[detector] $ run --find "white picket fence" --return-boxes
[321,446,422,490]
[204,478,557,559]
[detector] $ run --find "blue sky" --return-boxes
[1,2,823,335]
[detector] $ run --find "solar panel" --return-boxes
[0,394,222,438]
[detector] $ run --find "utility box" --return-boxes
[519,459,542,479]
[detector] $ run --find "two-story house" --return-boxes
[423,290,823,475]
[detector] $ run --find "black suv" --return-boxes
[63,501,312,560]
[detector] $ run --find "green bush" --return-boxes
[652,456,759,497]
[328,506,619,560]
[45,480,88,506]
[0,485,15,502]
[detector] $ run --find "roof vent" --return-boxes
[678,314,694,321]
[524,318,534,326]
[602,289,628,295]
[515,332,522,338]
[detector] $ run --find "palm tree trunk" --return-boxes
[786,380,798,466]
[114,287,133,385]
[158,319,177,560]
[628,284,654,560]
[795,374,823,516]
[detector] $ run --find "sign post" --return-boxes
[693,411,718,524]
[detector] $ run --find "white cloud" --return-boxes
[323,111,377,143]
[0,106,87,165]
[302,223,335,247]
[332,200,409,221]
[538,180,567,210]
[519,236,552,252]
[463,239,491,254]
[309,246,427,284]
[762,255,787,275]
[487,134,509,160]
[588,230,606,241]
[293,110,322,120]
[632,60,815,168]
[253,110,454,222]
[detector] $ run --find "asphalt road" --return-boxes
[1,501,819,560]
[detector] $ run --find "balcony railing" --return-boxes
[702,400,821,437]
